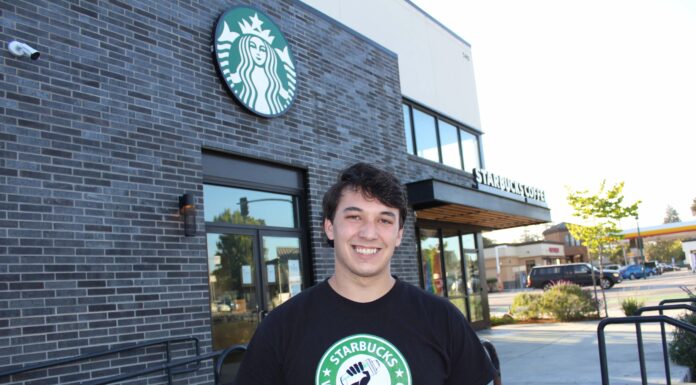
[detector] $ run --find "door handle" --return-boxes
[258,309,268,322]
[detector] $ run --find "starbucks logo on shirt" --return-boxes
[315,334,412,385]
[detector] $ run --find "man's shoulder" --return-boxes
[265,279,329,318]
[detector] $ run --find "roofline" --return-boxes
[404,0,472,47]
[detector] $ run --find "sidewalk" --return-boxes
[477,320,692,385]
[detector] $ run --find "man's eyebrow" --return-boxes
[341,207,396,218]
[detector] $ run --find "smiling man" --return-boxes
[235,163,496,385]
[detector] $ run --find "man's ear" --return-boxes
[323,218,334,240]
[395,227,404,247]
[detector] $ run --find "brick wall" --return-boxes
[0,0,420,383]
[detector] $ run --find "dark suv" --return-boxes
[527,263,620,290]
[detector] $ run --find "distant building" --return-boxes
[483,241,566,289]
[542,222,589,263]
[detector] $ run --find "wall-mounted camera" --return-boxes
[8,40,40,60]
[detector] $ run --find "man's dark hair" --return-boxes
[322,163,408,239]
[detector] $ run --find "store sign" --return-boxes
[213,6,296,117]
[473,168,546,202]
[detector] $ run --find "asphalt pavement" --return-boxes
[477,320,693,385]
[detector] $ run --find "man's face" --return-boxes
[324,187,403,281]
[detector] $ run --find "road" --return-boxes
[488,270,696,318]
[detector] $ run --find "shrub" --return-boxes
[510,292,543,320]
[490,314,516,327]
[668,311,696,378]
[620,297,645,316]
[540,282,596,321]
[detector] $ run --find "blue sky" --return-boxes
[410,0,696,241]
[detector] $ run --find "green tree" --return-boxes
[566,181,640,317]
[664,205,681,223]
[645,239,685,263]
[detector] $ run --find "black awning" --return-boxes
[406,179,551,230]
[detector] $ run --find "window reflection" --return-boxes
[263,236,303,311]
[403,104,414,155]
[438,120,461,170]
[420,229,443,296]
[413,108,439,163]
[460,129,480,171]
[204,185,295,228]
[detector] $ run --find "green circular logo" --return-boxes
[213,6,296,117]
[315,334,412,385]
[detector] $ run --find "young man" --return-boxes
[234,163,496,385]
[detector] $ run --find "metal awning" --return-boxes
[406,179,551,230]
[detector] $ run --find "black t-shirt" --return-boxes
[235,278,496,385]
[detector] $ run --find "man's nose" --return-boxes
[358,220,378,239]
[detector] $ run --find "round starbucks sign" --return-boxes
[315,334,412,385]
[213,6,296,117]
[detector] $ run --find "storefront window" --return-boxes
[412,108,440,163]
[418,228,485,323]
[460,129,480,171]
[204,185,296,228]
[402,102,481,173]
[438,120,461,170]
[420,229,443,296]
[403,104,414,155]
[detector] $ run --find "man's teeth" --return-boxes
[354,247,378,255]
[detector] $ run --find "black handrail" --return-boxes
[597,315,696,385]
[635,301,696,385]
[0,336,202,384]
[215,344,248,383]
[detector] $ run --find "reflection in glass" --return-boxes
[420,229,443,296]
[461,233,476,250]
[460,130,480,171]
[413,109,439,163]
[403,104,414,155]
[207,233,258,350]
[204,185,296,228]
[438,120,461,170]
[465,251,483,322]
[443,235,464,298]
[262,236,303,311]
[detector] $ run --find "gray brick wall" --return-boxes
[0,0,427,383]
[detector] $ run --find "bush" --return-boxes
[510,292,543,320]
[491,314,516,326]
[540,282,596,321]
[620,297,645,316]
[668,311,696,378]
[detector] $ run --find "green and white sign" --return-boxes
[315,334,412,385]
[213,6,296,117]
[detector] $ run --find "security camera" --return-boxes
[8,41,40,60]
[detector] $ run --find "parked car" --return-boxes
[658,263,675,272]
[527,263,619,290]
[644,261,662,275]
[604,264,623,271]
[620,264,656,279]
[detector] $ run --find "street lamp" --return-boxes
[636,215,646,279]
[494,245,507,292]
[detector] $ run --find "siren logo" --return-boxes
[213,6,296,117]
[315,334,412,385]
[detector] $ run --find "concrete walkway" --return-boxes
[477,320,692,385]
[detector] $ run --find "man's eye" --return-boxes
[346,215,360,221]
[379,218,394,225]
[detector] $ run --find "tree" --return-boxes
[664,205,681,223]
[566,181,640,317]
[645,239,685,263]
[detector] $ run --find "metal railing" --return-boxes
[597,298,696,385]
[0,336,247,385]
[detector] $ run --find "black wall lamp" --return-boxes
[179,193,196,236]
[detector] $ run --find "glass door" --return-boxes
[208,232,261,350]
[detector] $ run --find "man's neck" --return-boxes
[328,272,396,303]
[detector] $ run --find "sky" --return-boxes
[409,0,696,242]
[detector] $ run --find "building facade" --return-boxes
[542,222,588,263]
[1,0,550,383]
[483,241,566,289]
